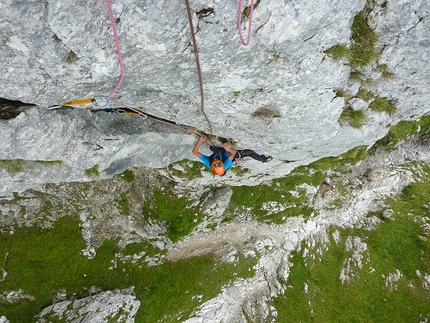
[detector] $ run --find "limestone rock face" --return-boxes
[0,107,196,195]
[1,0,430,191]
[35,288,140,323]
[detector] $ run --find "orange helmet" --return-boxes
[211,159,225,176]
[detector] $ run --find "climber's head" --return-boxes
[211,159,225,176]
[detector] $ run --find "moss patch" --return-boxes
[85,165,100,177]
[370,115,430,153]
[0,160,26,175]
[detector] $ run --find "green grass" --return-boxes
[142,189,204,243]
[273,167,430,322]
[375,63,395,79]
[65,50,78,64]
[134,253,256,322]
[241,0,260,18]
[356,87,374,102]
[369,97,396,115]
[120,169,135,183]
[0,160,26,175]
[227,168,322,224]
[309,145,368,171]
[325,1,380,70]
[324,45,351,62]
[35,161,63,166]
[230,166,249,176]
[115,192,130,215]
[85,165,100,177]
[0,160,62,176]
[52,34,62,42]
[167,160,203,179]
[226,146,367,224]
[334,89,349,99]
[0,217,91,322]
[0,217,257,323]
[350,71,362,80]
[349,9,380,69]
[339,107,367,128]
[122,241,162,258]
[370,115,430,152]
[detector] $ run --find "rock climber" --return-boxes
[192,134,272,176]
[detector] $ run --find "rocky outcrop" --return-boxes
[35,287,140,323]
[176,129,430,322]
[1,0,430,321]
[1,0,429,194]
[0,107,195,195]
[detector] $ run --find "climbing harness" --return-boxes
[237,0,255,46]
[233,150,243,166]
[184,0,213,135]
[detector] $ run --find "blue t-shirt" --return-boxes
[199,150,233,171]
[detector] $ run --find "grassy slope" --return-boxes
[0,217,256,322]
[272,116,430,322]
[274,175,430,322]
[1,116,430,322]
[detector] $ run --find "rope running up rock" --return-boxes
[56,0,211,140]
[103,0,201,137]
[184,0,213,136]
[237,0,255,46]
[105,0,125,99]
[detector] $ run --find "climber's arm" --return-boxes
[222,142,237,162]
[192,135,207,158]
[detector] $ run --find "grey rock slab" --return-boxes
[36,288,140,323]
[0,0,429,193]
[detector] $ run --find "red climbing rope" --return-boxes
[237,0,255,46]
[105,0,125,99]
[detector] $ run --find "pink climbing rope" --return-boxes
[237,0,255,46]
[105,0,125,99]
[103,1,200,138]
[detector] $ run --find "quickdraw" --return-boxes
[53,0,214,140]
